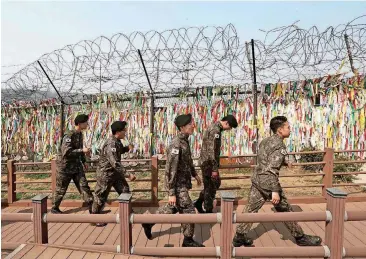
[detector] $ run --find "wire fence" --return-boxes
[1,15,365,103]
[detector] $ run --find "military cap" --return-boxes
[174,114,192,128]
[111,121,127,132]
[74,114,89,125]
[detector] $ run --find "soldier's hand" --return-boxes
[168,195,176,206]
[211,171,219,179]
[195,175,202,186]
[83,148,91,155]
[271,192,280,205]
[129,174,136,181]
[128,144,134,151]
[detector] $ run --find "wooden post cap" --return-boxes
[220,191,235,201]
[118,193,132,203]
[32,194,49,203]
[326,188,348,198]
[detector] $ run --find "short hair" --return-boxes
[74,114,89,125]
[111,121,127,135]
[270,116,288,133]
[221,115,238,128]
[174,114,192,130]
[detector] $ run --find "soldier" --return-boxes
[92,121,136,227]
[194,115,238,213]
[232,116,322,247]
[51,114,94,214]
[142,114,205,247]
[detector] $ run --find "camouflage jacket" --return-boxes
[165,132,197,196]
[56,130,85,172]
[98,136,130,177]
[199,122,223,173]
[251,134,288,192]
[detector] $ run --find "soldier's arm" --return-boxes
[265,148,285,192]
[105,143,130,178]
[121,145,130,154]
[61,135,83,159]
[80,135,87,164]
[165,145,180,196]
[207,129,220,172]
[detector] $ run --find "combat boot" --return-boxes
[193,199,204,213]
[232,233,253,247]
[295,234,322,246]
[142,224,153,239]
[51,207,63,214]
[182,237,205,247]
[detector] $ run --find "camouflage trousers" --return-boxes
[53,169,93,209]
[92,169,130,214]
[236,185,304,238]
[198,166,221,212]
[152,190,195,238]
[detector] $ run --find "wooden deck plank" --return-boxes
[50,247,73,259]
[97,253,114,259]
[50,208,88,244]
[18,245,47,259]
[131,208,143,246]
[34,247,60,259]
[82,252,101,259]
[9,244,35,259]
[66,250,87,258]
[311,203,365,246]
[83,207,119,246]
[346,202,366,227]
[61,209,93,245]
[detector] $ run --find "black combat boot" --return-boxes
[142,224,153,240]
[95,223,107,227]
[51,207,63,214]
[295,234,322,246]
[232,233,253,247]
[193,199,204,213]
[182,237,205,247]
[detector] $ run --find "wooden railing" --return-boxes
[2,148,366,206]
[2,188,366,258]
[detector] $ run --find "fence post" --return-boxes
[7,160,16,204]
[51,160,57,195]
[32,194,48,244]
[325,188,347,259]
[322,148,334,196]
[118,193,132,254]
[151,155,159,205]
[220,191,235,259]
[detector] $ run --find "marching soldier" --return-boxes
[232,116,322,247]
[51,114,94,214]
[142,114,205,247]
[194,115,238,213]
[92,121,136,227]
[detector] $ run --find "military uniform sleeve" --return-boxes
[61,135,83,159]
[165,145,180,196]
[189,156,197,177]
[105,142,130,178]
[121,145,130,154]
[265,148,286,192]
[207,129,220,172]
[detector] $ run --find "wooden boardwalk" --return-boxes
[2,202,366,259]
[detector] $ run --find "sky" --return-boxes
[1,1,365,80]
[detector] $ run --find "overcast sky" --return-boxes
[1,1,365,80]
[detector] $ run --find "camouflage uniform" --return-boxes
[53,130,93,209]
[92,136,131,214]
[235,134,304,238]
[151,133,197,237]
[198,122,222,212]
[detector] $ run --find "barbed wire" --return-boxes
[2,15,366,102]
